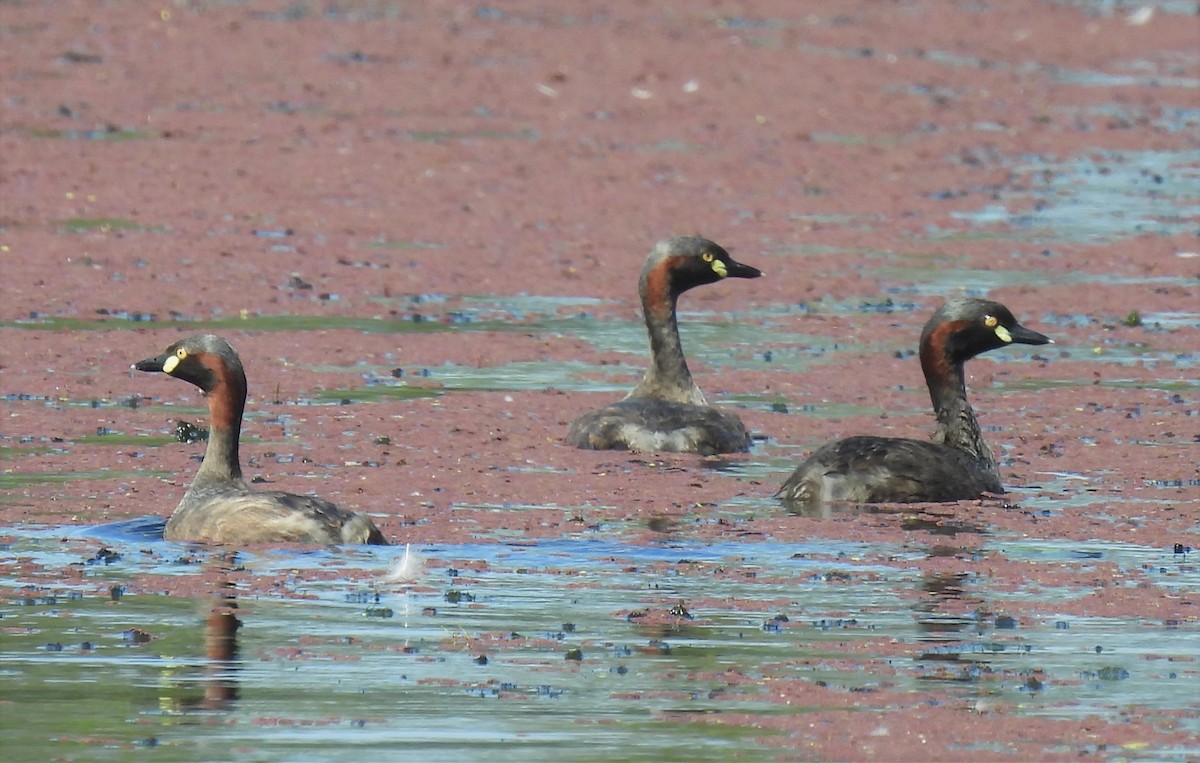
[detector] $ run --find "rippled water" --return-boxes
[954,149,1200,242]
[4,522,1197,762]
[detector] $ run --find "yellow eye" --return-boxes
[983,315,998,328]
[163,349,184,374]
[701,251,714,263]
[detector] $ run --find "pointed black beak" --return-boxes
[726,259,763,279]
[133,354,169,373]
[1009,323,1052,346]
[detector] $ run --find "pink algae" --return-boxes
[1,0,1198,759]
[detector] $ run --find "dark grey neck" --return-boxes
[629,294,707,405]
[927,363,997,472]
[195,425,245,486]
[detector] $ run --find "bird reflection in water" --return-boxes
[191,552,241,711]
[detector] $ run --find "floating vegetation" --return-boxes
[367,239,446,250]
[2,313,457,334]
[29,127,155,141]
[59,218,153,234]
[393,127,540,142]
[0,469,156,489]
[307,385,441,403]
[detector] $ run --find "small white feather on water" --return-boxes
[381,544,425,583]
[1126,6,1154,25]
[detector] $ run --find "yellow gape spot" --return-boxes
[711,260,728,277]
[163,347,187,373]
[994,325,1013,343]
[983,315,998,328]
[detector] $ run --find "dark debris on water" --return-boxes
[85,547,121,566]
[173,421,208,444]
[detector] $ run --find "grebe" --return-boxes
[134,334,387,545]
[776,298,1050,507]
[568,236,762,454]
